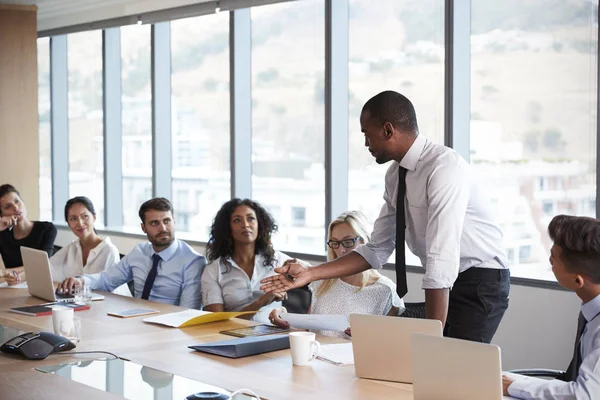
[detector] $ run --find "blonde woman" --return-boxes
[269,211,404,339]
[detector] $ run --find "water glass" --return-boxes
[60,318,82,344]
[74,285,93,305]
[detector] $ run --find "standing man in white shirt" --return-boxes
[261,90,510,343]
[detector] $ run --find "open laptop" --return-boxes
[21,246,104,303]
[350,314,443,383]
[412,333,514,400]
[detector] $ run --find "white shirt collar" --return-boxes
[399,134,427,172]
[582,293,600,322]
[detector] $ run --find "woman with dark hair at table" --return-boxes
[201,198,293,320]
[0,184,56,285]
[50,196,130,296]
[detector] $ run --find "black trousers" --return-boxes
[443,267,510,343]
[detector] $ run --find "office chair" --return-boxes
[118,253,135,297]
[401,302,426,319]
[508,369,565,379]
[282,284,312,314]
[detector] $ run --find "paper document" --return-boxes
[143,309,256,328]
[280,313,349,332]
[0,282,28,289]
[317,343,354,366]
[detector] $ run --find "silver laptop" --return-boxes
[412,334,513,400]
[350,314,443,383]
[21,246,104,302]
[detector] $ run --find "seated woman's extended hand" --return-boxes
[268,307,290,329]
[258,291,287,308]
[4,270,24,286]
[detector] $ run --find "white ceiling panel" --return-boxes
[0,0,214,31]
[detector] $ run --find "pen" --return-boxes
[12,271,20,281]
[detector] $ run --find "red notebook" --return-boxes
[9,303,90,316]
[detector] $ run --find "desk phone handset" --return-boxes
[0,331,75,360]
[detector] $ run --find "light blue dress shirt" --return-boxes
[508,294,600,400]
[82,239,206,309]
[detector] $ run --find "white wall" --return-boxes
[55,226,581,371]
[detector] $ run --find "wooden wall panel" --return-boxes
[0,5,39,219]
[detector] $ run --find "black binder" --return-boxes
[189,334,290,358]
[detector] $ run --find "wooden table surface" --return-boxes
[0,289,413,400]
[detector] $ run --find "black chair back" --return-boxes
[282,285,312,314]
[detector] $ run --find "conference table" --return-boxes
[0,289,413,400]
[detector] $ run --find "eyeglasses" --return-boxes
[326,237,360,249]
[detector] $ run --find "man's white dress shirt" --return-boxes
[354,134,509,289]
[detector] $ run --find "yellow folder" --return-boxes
[143,309,256,328]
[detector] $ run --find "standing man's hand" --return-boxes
[260,259,312,293]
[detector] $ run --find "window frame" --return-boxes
[40,0,600,288]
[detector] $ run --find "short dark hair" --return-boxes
[0,184,21,215]
[206,198,277,268]
[64,196,96,221]
[361,90,419,133]
[139,197,173,223]
[548,214,600,283]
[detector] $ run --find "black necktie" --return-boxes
[141,254,161,300]
[395,166,408,298]
[564,312,587,381]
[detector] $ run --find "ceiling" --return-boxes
[0,0,214,31]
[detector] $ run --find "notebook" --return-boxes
[9,302,90,316]
[189,334,290,358]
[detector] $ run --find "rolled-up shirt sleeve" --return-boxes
[422,159,470,289]
[201,261,224,307]
[354,175,397,269]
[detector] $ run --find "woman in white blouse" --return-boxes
[201,199,289,319]
[50,197,131,296]
[269,210,404,339]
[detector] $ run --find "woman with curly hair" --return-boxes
[201,198,291,319]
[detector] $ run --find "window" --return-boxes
[38,37,52,221]
[175,212,190,232]
[542,200,554,216]
[121,24,152,228]
[348,0,445,266]
[251,0,325,253]
[67,31,104,224]
[176,190,189,211]
[518,245,533,263]
[470,0,598,280]
[291,207,307,227]
[171,13,230,238]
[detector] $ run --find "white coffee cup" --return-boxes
[289,332,321,366]
[52,307,74,335]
